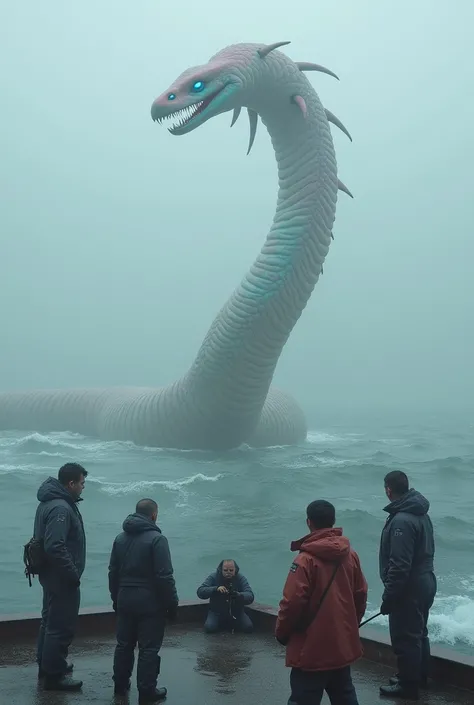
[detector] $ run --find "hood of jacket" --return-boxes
[384,488,430,516]
[216,559,240,575]
[122,512,162,535]
[37,476,81,506]
[290,527,351,562]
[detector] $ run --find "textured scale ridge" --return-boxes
[0,41,351,450]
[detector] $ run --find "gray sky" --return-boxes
[1,1,473,424]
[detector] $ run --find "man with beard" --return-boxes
[32,463,87,691]
[197,559,255,633]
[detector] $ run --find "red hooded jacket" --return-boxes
[275,527,368,672]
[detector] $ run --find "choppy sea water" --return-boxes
[0,415,473,655]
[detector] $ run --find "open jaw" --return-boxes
[152,86,227,135]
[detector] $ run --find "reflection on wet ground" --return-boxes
[1,623,471,704]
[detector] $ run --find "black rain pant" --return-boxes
[36,583,81,678]
[388,572,437,687]
[288,665,359,705]
[204,609,253,633]
[113,611,165,695]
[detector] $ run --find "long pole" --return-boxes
[359,612,382,628]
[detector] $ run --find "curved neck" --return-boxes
[182,91,338,435]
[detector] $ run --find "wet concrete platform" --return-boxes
[1,622,470,705]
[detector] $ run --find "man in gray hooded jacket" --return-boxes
[197,559,254,633]
[33,462,87,692]
[379,471,437,701]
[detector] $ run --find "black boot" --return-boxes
[38,661,73,680]
[138,687,167,703]
[389,673,429,688]
[43,674,83,691]
[114,679,131,696]
[380,682,419,700]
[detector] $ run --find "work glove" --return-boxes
[380,600,391,615]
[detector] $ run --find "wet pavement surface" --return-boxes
[1,623,471,704]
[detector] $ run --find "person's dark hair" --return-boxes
[306,500,335,529]
[136,498,158,517]
[58,463,87,486]
[384,470,409,497]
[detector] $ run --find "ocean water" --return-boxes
[0,415,473,656]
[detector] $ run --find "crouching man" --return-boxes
[197,559,254,633]
[108,498,179,705]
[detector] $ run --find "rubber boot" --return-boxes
[138,686,167,703]
[43,674,83,691]
[389,672,429,688]
[380,681,419,700]
[38,661,73,680]
[114,679,131,696]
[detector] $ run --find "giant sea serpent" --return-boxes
[0,41,352,450]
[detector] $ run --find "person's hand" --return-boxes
[112,601,117,613]
[380,601,391,615]
[166,605,178,622]
[217,586,228,594]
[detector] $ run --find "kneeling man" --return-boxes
[197,559,254,633]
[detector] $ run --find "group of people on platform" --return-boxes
[25,462,436,704]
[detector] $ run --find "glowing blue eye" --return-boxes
[192,80,205,92]
[167,93,176,101]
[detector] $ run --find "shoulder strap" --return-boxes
[298,559,341,632]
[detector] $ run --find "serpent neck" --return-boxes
[181,86,338,442]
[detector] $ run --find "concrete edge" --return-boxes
[1,600,472,692]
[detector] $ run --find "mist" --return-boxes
[1,1,473,429]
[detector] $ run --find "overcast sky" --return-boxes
[1,1,472,425]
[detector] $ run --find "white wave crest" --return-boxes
[92,472,223,496]
[364,590,474,647]
[306,431,362,444]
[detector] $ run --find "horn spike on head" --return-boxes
[257,41,291,59]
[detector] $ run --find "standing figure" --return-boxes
[275,500,368,705]
[108,498,179,704]
[379,471,437,700]
[33,462,87,691]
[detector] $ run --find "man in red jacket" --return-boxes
[275,500,368,705]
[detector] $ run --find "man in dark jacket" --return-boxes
[379,471,437,701]
[275,500,368,705]
[108,498,178,704]
[197,559,254,633]
[33,462,87,692]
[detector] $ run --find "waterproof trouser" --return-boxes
[204,608,253,633]
[113,611,165,695]
[288,665,359,705]
[36,582,81,678]
[388,572,437,687]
